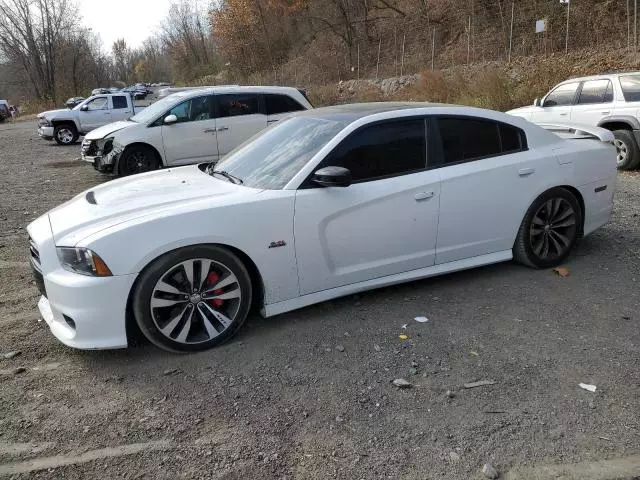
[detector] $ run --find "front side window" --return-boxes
[217,94,260,118]
[578,80,613,104]
[619,75,640,101]
[265,94,305,115]
[86,97,108,111]
[166,96,213,123]
[325,119,426,183]
[112,96,128,109]
[543,83,579,107]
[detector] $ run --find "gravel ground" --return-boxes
[0,120,639,479]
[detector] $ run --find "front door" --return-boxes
[294,118,440,295]
[214,93,267,157]
[530,82,580,124]
[79,96,111,131]
[160,95,219,166]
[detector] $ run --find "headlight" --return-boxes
[56,247,112,277]
[96,137,114,156]
[39,117,52,127]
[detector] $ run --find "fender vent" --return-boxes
[86,191,97,205]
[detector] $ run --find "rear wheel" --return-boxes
[54,124,78,145]
[132,245,253,352]
[118,145,160,176]
[612,129,640,170]
[513,188,582,269]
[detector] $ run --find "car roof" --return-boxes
[171,85,303,99]
[558,71,640,84]
[292,102,448,122]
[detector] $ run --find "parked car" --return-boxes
[0,100,9,122]
[81,86,312,176]
[91,88,112,96]
[28,103,616,352]
[64,97,86,109]
[507,72,640,170]
[122,84,151,100]
[37,93,145,145]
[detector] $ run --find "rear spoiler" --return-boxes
[536,123,614,143]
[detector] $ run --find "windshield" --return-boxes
[129,94,183,124]
[211,116,346,190]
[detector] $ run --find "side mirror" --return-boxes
[164,114,178,125]
[80,105,88,111]
[312,166,352,188]
[533,98,541,107]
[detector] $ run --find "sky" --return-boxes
[77,0,173,53]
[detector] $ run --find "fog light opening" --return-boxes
[62,315,76,331]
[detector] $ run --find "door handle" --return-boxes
[601,111,610,115]
[267,119,279,124]
[414,191,434,201]
[519,167,535,176]
[216,127,229,132]
[202,128,216,133]
[559,112,568,116]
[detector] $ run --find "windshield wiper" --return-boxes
[206,165,243,184]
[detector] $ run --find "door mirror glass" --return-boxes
[80,105,88,111]
[164,114,178,124]
[312,166,352,187]
[533,98,541,107]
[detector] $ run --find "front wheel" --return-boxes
[118,145,160,176]
[132,245,253,352]
[513,188,582,269]
[613,130,640,170]
[54,124,78,145]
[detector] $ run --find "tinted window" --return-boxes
[499,123,524,152]
[86,97,108,111]
[112,96,128,109]
[328,120,426,183]
[166,96,213,123]
[217,94,260,118]
[619,75,640,101]
[212,117,346,190]
[543,83,579,107]
[265,94,305,115]
[578,80,613,104]
[438,118,500,163]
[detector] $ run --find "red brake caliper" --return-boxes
[206,272,224,308]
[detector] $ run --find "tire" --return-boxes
[132,245,253,352]
[612,129,640,170]
[53,123,79,145]
[118,145,160,176]
[513,188,582,269]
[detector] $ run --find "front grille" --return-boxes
[28,237,46,297]
[81,139,97,156]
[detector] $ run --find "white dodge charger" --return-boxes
[27,103,616,352]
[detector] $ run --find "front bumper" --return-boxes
[38,126,54,140]
[28,215,136,350]
[81,139,120,174]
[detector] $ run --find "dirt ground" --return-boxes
[0,120,639,479]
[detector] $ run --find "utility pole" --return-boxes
[357,43,360,81]
[400,34,406,76]
[467,16,471,64]
[431,27,436,70]
[628,0,631,51]
[636,0,638,51]
[376,38,381,79]
[565,0,570,54]
[508,1,515,63]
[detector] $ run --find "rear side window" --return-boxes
[327,119,426,183]
[112,96,128,109]
[265,94,306,115]
[543,82,579,107]
[578,80,613,104]
[437,117,526,164]
[217,94,260,118]
[619,75,640,101]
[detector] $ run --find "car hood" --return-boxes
[506,105,538,116]
[38,108,72,119]
[85,121,136,140]
[48,165,260,245]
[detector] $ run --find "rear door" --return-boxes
[160,94,219,165]
[264,93,307,125]
[214,93,267,157]
[432,116,549,264]
[570,79,614,125]
[78,96,111,131]
[530,82,579,124]
[110,95,132,122]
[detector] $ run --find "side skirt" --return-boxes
[261,250,513,318]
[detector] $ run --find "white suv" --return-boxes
[82,86,313,176]
[507,72,640,169]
